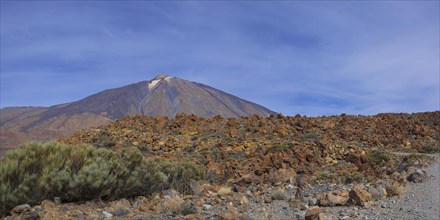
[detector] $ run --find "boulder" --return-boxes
[319,190,349,206]
[369,186,387,201]
[102,211,113,218]
[11,204,31,215]
[305,206,321,219]
[20,211,40,220]
[391,171,407,184]
[407,169,428,183]
[202,204,213,210]
[270,168,297,184]
[305,206,337,220]
[349,186,372,206]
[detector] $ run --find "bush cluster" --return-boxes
[0,142,205,216]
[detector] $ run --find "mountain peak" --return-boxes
[1,74,277,148]
[149,73,173,90]
[152,73,170,80]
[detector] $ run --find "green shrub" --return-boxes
[311,170,367,185]
[300,130,320,142]
[403,153,434,163]
[178,202,197,216]
[345,172,366,184]
[139,145,149,154]
[266,142,294,154]
[368,150,390,166]
[154,158,205,195]
[418,145,440,153]
[311,170,339,184]
[0,142,204,216]
[91,131,116,148]
[168,130,182,135]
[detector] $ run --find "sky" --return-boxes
[1,1,439,116]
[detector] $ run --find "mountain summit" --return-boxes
[152,73,171,80]
[36,74,275,120]
[138,74,275,118]
[0,74,275,150]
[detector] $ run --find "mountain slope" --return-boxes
[0,74,276,151]
[38,74,274,120]
[138,74,274,118]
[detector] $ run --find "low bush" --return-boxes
[311,170,369,185]
[300,131,320,142]
[418,145,440,154]
[153,158,205,195]
[0,142,205,216]
[368,150,390,166]
[179,203,197,216]
[91,131,116,148]
[311,170,339,184]
[402,153,435,164]
[265,142,294,154]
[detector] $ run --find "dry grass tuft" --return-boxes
[386,181,406,197]
[159,197,185,213]
[217,186,232,196]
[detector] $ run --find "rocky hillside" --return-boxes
[2,111,439,219]
[0,74,275,151]
[62,111,440,185]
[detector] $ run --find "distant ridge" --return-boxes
[0,74,276,150]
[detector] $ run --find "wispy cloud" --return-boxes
[1,1,438,116]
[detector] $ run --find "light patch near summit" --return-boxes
[148,77,172,90]
[148,79,161,90]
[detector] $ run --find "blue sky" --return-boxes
[1,1,439,116]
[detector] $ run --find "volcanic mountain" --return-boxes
[0,74,276,151]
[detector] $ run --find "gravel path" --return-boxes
[242,154,440,220]
[345,153,440,220]
[370,153,440,220]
